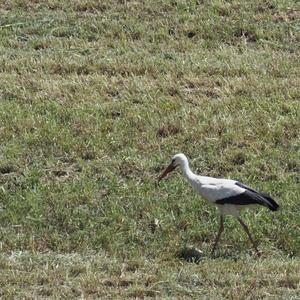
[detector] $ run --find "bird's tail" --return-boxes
[261,193,279,211]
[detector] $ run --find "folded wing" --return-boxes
[215,181,279,211]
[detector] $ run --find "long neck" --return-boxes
[181,159,197,182]
[180,161,206,192]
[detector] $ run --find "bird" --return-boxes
[158,153,279,256]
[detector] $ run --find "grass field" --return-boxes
[0,0,300,298]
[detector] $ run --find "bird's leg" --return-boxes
[237,217,260,255]
[211,215,224,256]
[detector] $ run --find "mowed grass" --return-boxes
[0,0,300,298]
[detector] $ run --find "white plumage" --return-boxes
[158,153,279,256]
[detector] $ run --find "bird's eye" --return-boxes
[171,159,175,164]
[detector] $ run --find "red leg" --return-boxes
[238,217,260,255]
[211,215,224,256]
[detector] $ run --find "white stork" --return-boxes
[158,153,279,256]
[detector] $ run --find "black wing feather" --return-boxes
[236,182,279,211]
[215,182,279,211]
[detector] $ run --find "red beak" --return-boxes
[158,163,177,182]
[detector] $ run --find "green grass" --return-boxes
[0,0,300,298]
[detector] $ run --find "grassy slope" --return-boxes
[0,0,299,298]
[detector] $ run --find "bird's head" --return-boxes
[158,153,188,182]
